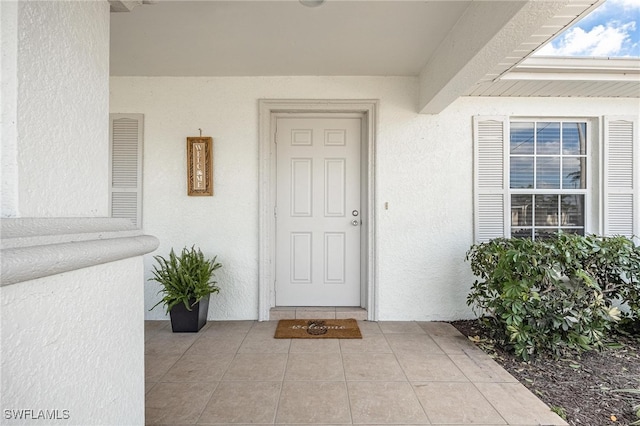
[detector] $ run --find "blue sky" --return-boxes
[536,0,640,57]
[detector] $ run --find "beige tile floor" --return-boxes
[145,319,568,425]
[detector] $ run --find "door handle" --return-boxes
[351,219,360,226]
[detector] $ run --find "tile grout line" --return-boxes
[153,337,198,384]
[272,331,291,425]
[431,328,511,426]
[400,322,435,425]
[447,327,562,424]
[467,379,510,425]
[340,328,356,425]
[192,380,220,425]
[192,321,247,426]
[378,322,433,425]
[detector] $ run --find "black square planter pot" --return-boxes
[169,295,210,332]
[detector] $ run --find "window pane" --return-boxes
[562,122,587,155]
[511,228,532,239]
[535,195,558,226]
[561,195,585,227]
[510,122,534,154]
[536,157,560,189]
[561,228,585,236]
[508,120,589,242]
[511,195,532,226]
[510,157,534,188]
[536,122,560,155]
[535,228,558,240]
[562,157,586,189]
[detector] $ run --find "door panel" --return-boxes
[291,159,312,216]
[276,117,361,306]
[325,159,346,216]
[290,232,312,283]
[324,232,346,283]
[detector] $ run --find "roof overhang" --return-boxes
[418,0,605,113]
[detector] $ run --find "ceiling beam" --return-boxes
[418,0,572,114]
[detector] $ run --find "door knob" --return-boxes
[351,219,360,226]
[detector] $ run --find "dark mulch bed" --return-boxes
[450,320,640,425]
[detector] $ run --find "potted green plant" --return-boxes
[149,245,222,332]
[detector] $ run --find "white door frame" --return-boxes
[258,99,378,321]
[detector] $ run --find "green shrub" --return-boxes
[466,233,639,360]
[551,233,640,322]
[149,246,222,313]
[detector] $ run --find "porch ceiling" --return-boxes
[110,0,603,113]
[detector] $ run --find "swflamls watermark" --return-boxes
[3,409,70,421]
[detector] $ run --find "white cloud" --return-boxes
[537,21,636,57]
[607,0,640,9]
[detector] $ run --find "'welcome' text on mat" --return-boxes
[274,319,362,339]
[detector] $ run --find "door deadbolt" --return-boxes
[352,210,359,217]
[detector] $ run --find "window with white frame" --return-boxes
[509,120,588,239]
[473,115,638,244]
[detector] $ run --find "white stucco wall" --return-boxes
[1,259,145,424]
[1,1,19,218]
[1,3,147,425]
[110,76,639,321]
[15,1,110,217]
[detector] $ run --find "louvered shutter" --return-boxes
[109,114,143,228]
[473,116,508,243]
[603,116,638,242]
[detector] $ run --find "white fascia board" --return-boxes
[502,57,640,81]
[500,72,639,81]
[516,56,640,73]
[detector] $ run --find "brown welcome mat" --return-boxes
[274,319,362,339]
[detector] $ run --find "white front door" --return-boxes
[275,116,362,306]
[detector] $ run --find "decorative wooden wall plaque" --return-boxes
[186,137,213,196]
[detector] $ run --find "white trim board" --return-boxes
[1,218,159,286]
[258,99,378,321]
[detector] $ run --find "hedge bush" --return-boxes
[466,233,640,360]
